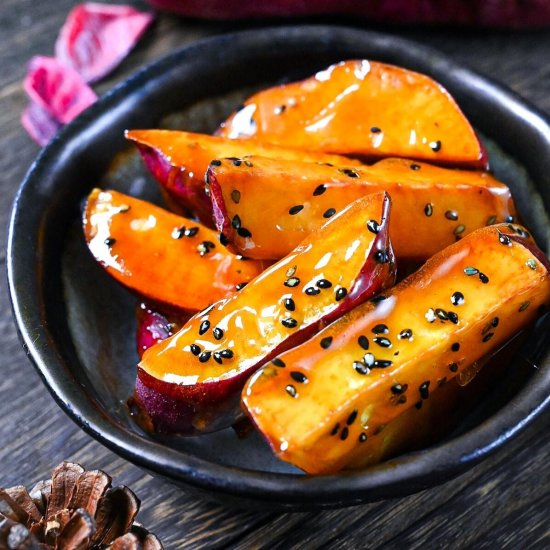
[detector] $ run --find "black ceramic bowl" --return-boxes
[8,26,550,510]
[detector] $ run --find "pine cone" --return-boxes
[0,462,163,549]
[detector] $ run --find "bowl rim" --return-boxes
[8,25,550,508]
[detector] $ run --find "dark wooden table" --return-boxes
[1,1,549,547]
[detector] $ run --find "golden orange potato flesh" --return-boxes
[242,224,550,474]
[218,60,486,167]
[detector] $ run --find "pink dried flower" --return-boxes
[23,56,97,125]
[55,3,155,83]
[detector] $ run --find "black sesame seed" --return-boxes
[285,384,298,398]
[340,427,349,440]
[172,227,185,239]
[519,301,530,312]
[374,250,390,264]
[210,159,222,166]
[284,298,296,311]
[323,208,336,218]
[398,395,407,404]
[367,219,380,234]
[435,308,448,321]
[335,287,347,301]
[235,282,247,291]
[354,361,370,375]
[445,210,459,221]
[358,335,369,350]
[320,336,333,349]
[284,277,300,288]
[454,225,465,236]
[305,286,321,296]
[449,363,459,372]
[398,329,413,340]
[464,267,479,276]
[231,158,242,167]
[419,381,430,400]
[290,371,308,384]
[190,344,201,356]
[286,265,297,277]
[415,401,423,410]
[447,312,459,325]
[430,140,442,152]
[347,410,358,425]
[289,205,304,215]
[410,163,421,171]
[499,232,512,246]
[213,352,223,365]
[313,184,327,196]
[371,126,381,133]
[451,292,465,306]
[231,215,241,229]
[274,105,286,115]
[185,227,199,238]
[198,351,211,363]
[231,190,241,204]
[451,343,460,352]
[272,358,285,367]
[281,317,298,329]
[491,317,499,327]
[479,272,489,284]
[213,327,224,340]
[505,215,514,223]
[104,237,116,247]
[363,353,375,367]
[391,384,407,395]
[370,295,387,304]
[339,168,360,178]
[372,324,389,335]
[483,332,494,343]
[526,259,537,270]
[220,349,234,359]
[237,227,252,238]
[316,279,332,289]
[199,320,210,335]
[219,233,229,245]
[331,423,340,436]
[374,337,392,348]
[374,360,393,369]
[359,433,367,442]
[424,203,433,217]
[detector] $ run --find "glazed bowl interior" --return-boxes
[8,26,550,509]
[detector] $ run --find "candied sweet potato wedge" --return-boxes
[83,189,264,312]
[218,60,487,168]
[125,129,361,224]
[209,155,516,261]
[135,192,396,434]
[242,223,550,474]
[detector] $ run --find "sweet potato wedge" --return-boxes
[218,60,487,168]
[208,155,516,261]
[242,223,550,474]
[125,129,361,224]
[135,192,395,434]
[83,189,264,312]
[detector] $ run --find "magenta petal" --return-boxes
[21,102,63,146]
[24,56,97,124]
[55,3,155,83]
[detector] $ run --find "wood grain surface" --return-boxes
[1,1,549,548]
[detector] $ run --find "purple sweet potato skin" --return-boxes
[145,0,550,27]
